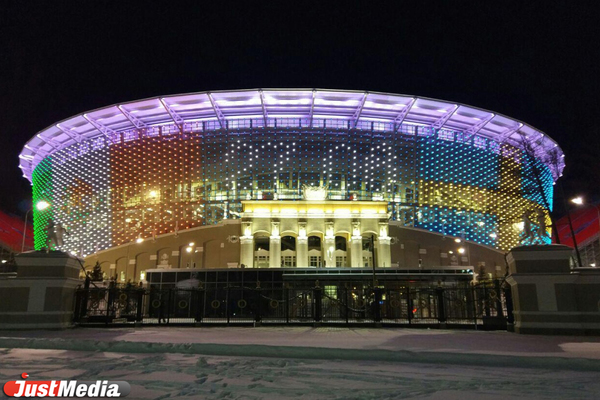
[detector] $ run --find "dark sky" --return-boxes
[1,1,599,217]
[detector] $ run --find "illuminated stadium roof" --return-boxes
[19,89,565,182]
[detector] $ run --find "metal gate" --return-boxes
[74,280,512,329]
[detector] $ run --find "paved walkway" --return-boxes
[2,326,600,360]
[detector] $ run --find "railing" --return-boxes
[74,280,511,329]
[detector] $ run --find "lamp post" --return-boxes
[571,197,600,267]
[557,183,583,268]
[21,201,50,252]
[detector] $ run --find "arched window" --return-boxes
[308,236,322,268]
[308,236,321,251]
[254,236,270,251]
[334,236,348,267]
[281,236,296,251]
[335,236,347,251]
[254,236,270,268]
[281,236,296,267]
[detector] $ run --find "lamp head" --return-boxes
[571,196,584,205]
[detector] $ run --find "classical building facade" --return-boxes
[239,199,391,269]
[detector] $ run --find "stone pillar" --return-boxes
[240,236,254,268]
[378,237,391,268]
[506,244,600,335]
[0,251,82,329]
[297,237,308,268]
[269,221,281,268]
[240,221,254,268]
[378,222,391,268]
[350,221,362,268]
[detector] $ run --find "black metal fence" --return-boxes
[74,280,512,329]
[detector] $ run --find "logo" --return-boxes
[3,373,130,397]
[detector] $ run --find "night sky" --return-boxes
[1,1,599,218]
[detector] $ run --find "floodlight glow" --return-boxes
[571,196,584,205]
[35,200,50,211]
[136,237,144,244]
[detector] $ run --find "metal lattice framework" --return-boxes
[19,89,564,183]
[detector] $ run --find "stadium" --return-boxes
[19,89,564,283]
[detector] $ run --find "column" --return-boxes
[240,221,254,268]
[324,221,335,268]
[296,222,308,268]
[350,221,362,268]
[269,221,281,268]
[378,237,391,268]
[378,222,391,268]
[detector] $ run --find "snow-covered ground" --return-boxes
[1,327,600,399]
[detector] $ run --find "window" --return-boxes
[324,285,337,299]
[362,253,372,268]
[335,256,347,268]
[254,255,269,268]
[309,256,322,268]
[281,255,296,268]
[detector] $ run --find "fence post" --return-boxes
[503,282,514,327]
[226,285,230,326]
[255,281,262,325]
[313,280,322,324]
[373,287,382,325]
[345,287,349,325]
[483,285,491,318]
[284,284,289,324]
[436,285,446,324]
[406,285,412,325]
[107,286,116,325]
[135,288,144,325]
[167,289,173,325]
[195,285,204,325]
[79,278,91,322]
[471,285,478,329]
[494,280,504,318]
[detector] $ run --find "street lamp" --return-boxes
[21,200,50,252]
[570,196,600,267]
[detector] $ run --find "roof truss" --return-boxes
[499,123,524,142]
[159,98,185,133]
[431,105,459,130]
[351,92,368,128]
[83,114,118,144]
[463,113,495,141]
[56,124,82,143]
[207,93,226,129]
[308,90,317,128]
[259,90,268,126]
[118,105,148,129]
[393,98,416,132]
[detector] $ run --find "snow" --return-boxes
[1,327,600,399]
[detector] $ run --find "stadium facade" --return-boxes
[19,89,564,281]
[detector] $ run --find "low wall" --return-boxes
[0,251,83,329]
[506,245,600,335]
